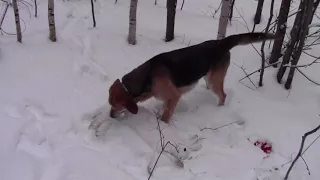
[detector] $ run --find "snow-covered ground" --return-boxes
[1,0,320,180]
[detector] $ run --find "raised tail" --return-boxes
[222,32,280,50]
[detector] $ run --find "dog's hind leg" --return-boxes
[152,70,181,122]
[208,55,230,106]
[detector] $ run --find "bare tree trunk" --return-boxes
[165,0,177,42]
[285,0,315,89]
[180,0,185,10]
[277,0,305,83]
[254,0,264,25]
[115,0,118,4]
[259,0,275,87]
[217,0,231,39]
[269,0,292,65]
[48,0,56,42]
[154,0,157,5]
[12,0,22,43]
[91,0,96,27]
[128,0,138,45]
[34,0,38,17]
[229,0,235,22]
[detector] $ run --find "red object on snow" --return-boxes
[254,140,273,154]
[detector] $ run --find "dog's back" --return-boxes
[121,32,279,98]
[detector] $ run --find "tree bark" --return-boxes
[254,0,264,25]
[285,0,315,89]
[12,0,22,43]
[128,0,138,45]
[91,0,96,27]
[269,0,292,65]
[48,0,56,42]
[165,0,177,42]
[217,0,231,39]
[277,0,305,83]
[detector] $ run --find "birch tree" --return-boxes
[165,0,177,42]
[12,0,22,42]
[48,0,56,42]
[206,0,231,88]
[217,0,231,39]
[269,0,292,65]
[128,0,138,45]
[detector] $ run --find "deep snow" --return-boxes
[0,0,320,180]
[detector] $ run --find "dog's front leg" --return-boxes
[161,97,180,122]
[152,70,181,123]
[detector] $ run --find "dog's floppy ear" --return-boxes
[124,98,138,114]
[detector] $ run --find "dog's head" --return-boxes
[108,79,138,118]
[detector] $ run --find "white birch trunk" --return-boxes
[12,0,22,43]
[205,0,231,89]
[217,0,231,39]
[128,0,138,45]
[48,0,56,42]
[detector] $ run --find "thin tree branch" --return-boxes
[232,61,257,89]
[296,68,320,86]
[148,110,182,180]
[200,120,241,132]
[300,156,311,175]
[284,124,320,180]
[239,61,281,82]
[284,56,320,68]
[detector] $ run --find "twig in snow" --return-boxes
[200,120,241,132]
[232,61,257,89]
[239,61,281,82]
[148,141,172,180]
[302,133,320,155]
[180,0,185,10]
[34,0,37,17]
[300,156,311,175]
[284,124,320,180]
[148,110,182,180]
[90,0,96,28]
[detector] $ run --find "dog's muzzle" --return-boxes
[109,107,126,118]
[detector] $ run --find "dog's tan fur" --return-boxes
[108,32,280,122]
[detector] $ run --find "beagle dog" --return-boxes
[108,32,279,122]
